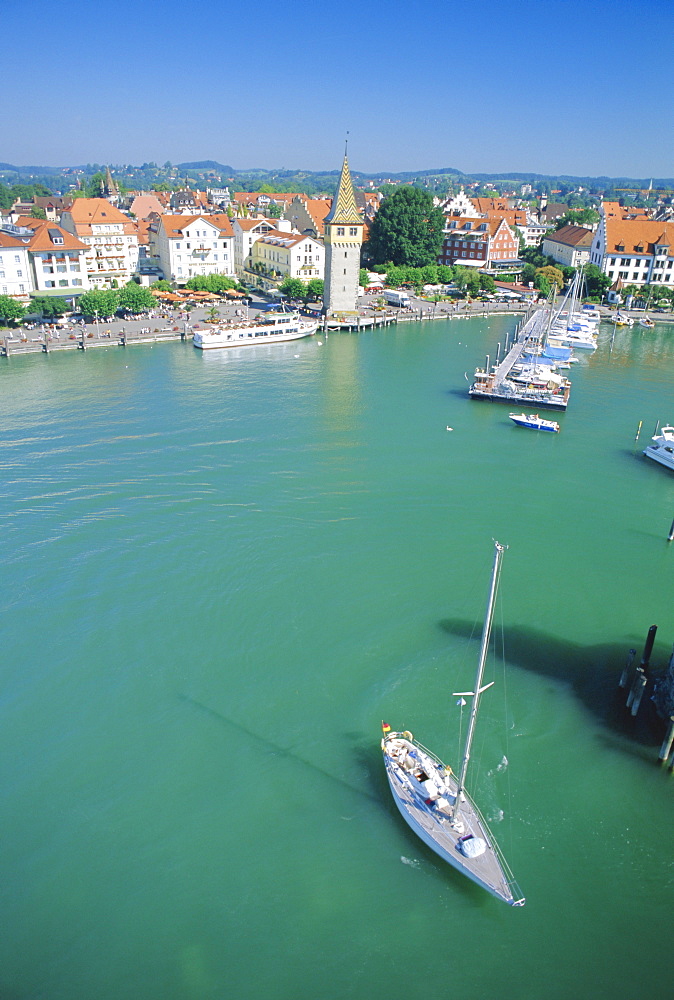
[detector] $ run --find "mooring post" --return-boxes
[626,667,644,708]
[658,717,674,763]
[668,517,674,542]
[630,671,648,716]
[619,648,636,688]
[641,624,657,669]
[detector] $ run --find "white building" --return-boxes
[542,225,594,268]
[590,204,674,288]
[60,198,139,288]
[0,226,31,299]
[153,214,235,283]
[250,230,324,285]
[11,218,90,294]
[231,218,279,278]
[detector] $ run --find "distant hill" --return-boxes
[1,161,672,196]
[177,161,234,173]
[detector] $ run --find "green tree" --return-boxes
[367,187,446,267]
[279,277,307,299]
[0,295,25,325]
[29,296,69,319]
[464,270,480,297]
[31,205,47,220]
[151,280,173,292]
[385,265,407,288]
[555,208,600,230]
[305,278,324,301]
[521,263,537,286]
[359,268,370,288]
[479,273,496,293]
[78,288,120,318]
[118,283,156,312]
[583,263,611,301]
[537,265,564,293]
[185,274,237,294]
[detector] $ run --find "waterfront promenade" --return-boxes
[2,293,669,358]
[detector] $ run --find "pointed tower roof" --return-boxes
[104,166,118,197]
[324,155,361,226]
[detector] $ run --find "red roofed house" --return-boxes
[60,198,139,287]
[0,225,32,299]
[439,216,519,269]
[282,196,332,239]
[250,228,324,289]
[15,218,91,293]
[153,214,235,284]
[231,218,278,278]
[590,204,674,287]
[542,225,594,268]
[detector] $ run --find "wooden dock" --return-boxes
[468,305,572,410]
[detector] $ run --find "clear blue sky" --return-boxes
[2,0,672,179]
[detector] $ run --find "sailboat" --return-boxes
[381,541,525,906]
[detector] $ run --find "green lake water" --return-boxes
[1,316,673,1000]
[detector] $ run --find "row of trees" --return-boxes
[364,262,496,296]
[278,277,324,301]
[0,283,162,327]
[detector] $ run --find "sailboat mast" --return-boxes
[451,541,505,823]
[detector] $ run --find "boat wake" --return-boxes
[401,856,420,869]
[487,754,509,776]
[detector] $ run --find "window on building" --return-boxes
[14,255,20,263]
[45,280,55,288]
[349,227,357,236]
[337,227,345,236]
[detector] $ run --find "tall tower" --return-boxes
[322,151,364,316]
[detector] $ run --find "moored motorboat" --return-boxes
[614,313,634,327]
[193,310,318,349]
[639,315,655,329]
[643,425,674,472]
[509,412,560,432]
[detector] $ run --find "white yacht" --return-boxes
[381,542,525,907]
[193,311,318,350]
[644,426,674,472]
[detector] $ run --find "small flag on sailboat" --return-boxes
[381,721,391,734]
[456,697,467,707]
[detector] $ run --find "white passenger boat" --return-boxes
[643,425,674,472]
[381,542,525,907]
[509,412,560,432]
[193,311,318,350]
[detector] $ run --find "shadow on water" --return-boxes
[440,618,666,747]
[180,694,381,804]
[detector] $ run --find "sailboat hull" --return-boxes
[382,734,525,906]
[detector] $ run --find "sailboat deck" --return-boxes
[383,735,524,906]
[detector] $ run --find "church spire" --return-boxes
[324,154,361,226]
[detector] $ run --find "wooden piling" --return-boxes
[619,648,636,688]
[630,671,648,716]
[626,666,643,708]
[668,517,674,542]
[658,717,674,763]
[640,624,657,670]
